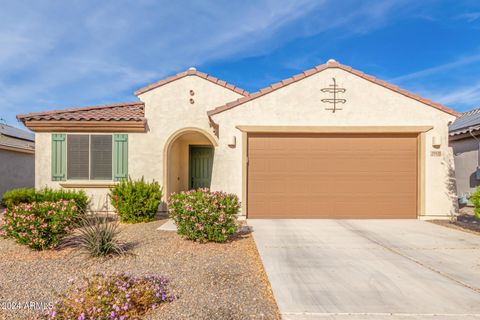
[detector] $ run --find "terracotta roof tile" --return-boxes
[17,102,145,123]
[134,69,249,96]
[207,61,459,117]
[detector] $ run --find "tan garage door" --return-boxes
[247,133,418,219]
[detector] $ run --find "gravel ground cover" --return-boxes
[0,217,280,320]
[430,212,480,235]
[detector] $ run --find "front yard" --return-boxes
[0,217,280,319]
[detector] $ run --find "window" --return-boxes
[67,134,113,180]
[67,135,89,179]
[90,135,112,180]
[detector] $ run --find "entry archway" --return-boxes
[163,127,217,197]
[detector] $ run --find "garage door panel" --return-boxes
[247,133,417,219]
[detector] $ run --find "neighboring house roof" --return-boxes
[17,102,145,122]
[0,123,34,141]
[207,60,459,117]
[0,123,35,153]
[134,68,249,96]
[449,107,480,136]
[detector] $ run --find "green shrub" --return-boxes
[46,272,174,319]
[109,177,163,223]
[468,187,480,219]
[64,215,125,257]
[1,188,36,208]
[0,200,82,250]
[37,187,89,213]
[168,188,240,242]
[1,187,88,212]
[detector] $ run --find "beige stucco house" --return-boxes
[17,60,458,219]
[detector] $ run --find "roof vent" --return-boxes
[188,67,197,71]
[327,59,337,64]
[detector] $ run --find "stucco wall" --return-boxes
[211,68,457,218]
[34,68,457,217]
[0,149,35,199]
[34,75,242,211]
[451,137,480,196]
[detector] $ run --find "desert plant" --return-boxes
[168,188,240,242]
[1,187,88,212]
[468,187,480,219]
[64,215,125,257]
[0,200,82,250]
[45,272,174,319]
[109,177,163,223]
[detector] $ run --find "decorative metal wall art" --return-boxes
[321,78,346,113]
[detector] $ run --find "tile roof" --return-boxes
[0,123,34,141]
[17,102,145,123]
[449,107,480,136]
[134,68,249,96]
[207,60,459,117]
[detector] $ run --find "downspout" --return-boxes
[468,127,480,171]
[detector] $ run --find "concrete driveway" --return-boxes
[248,219,480,319]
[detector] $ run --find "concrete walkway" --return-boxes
[248,219,480,319]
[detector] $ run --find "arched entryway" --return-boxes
[163,127,217,197]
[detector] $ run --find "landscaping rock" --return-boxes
[0,218,279,320]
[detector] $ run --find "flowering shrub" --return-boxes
[110,178,163,223]
[0,200,81,250]
[46,272,174,319]
[1,187,88,212]
[168,188,240,242]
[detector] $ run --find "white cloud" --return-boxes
[455,12,480,23]
[0,0,414,127]
[389,53,480,83]
[431,81,480,107]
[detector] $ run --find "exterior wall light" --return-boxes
[228,135,236,148]
[432,136,441,148]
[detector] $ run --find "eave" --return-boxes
[24,120,147,133]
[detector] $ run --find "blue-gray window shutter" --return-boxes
[113,134,128,181]
[51,134,66,181]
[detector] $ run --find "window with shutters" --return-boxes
[66,134,114,180]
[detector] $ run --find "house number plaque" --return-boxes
[321,78,346,113]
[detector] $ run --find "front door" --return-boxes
[189,145,214,189]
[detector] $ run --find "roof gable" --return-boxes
[207,60,459,117]
[134,68,249,97]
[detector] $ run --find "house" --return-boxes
[17,60,459,218]
[449,108,480,203]
[0,123,35,199]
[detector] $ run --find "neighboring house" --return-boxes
[17,60,459,218]
[0,123,35,199]
[449,108,480,202]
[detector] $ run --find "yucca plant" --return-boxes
[65,214,125,257]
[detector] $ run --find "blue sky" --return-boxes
[1,0,480,128]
